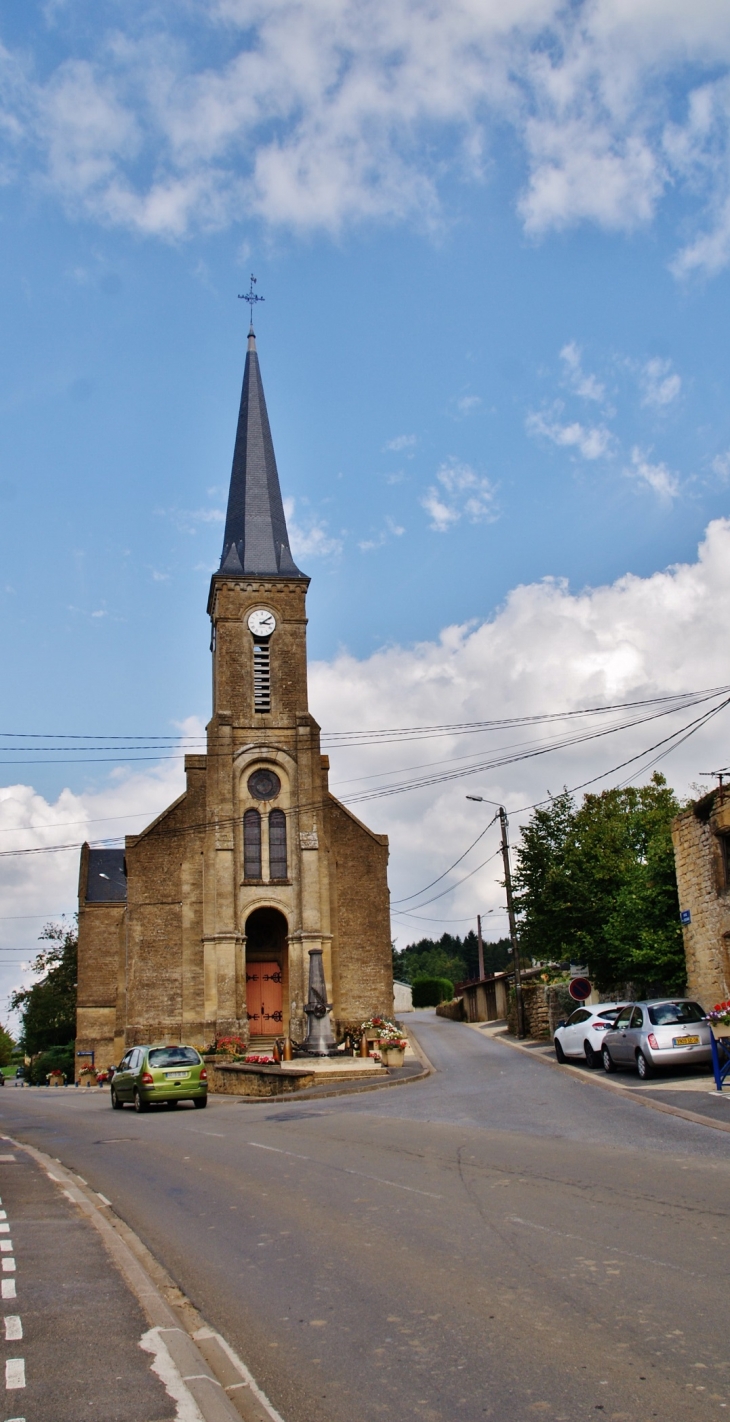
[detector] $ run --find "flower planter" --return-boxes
[381,1047,405,1068]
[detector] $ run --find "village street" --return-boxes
[1,1012,729,1422]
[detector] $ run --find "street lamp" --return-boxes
[466,795,526,1039]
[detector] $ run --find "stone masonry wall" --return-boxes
[326,797,392,1033]
[507,983,573,1039]
[672,795,730,1009]
[75,900,125,1078]
[124,761,207,1048]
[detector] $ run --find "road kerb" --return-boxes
[486,1026,730,1136]
[1,1133,285,1422]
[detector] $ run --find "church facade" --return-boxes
[75,328,392,1072]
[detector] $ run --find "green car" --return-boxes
[110,1045,208,1112]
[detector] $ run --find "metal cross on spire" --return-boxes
[238,273,264,330]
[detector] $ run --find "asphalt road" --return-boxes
[1,1012,729,1422]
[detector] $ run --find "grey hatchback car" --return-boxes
[601,999,711,1079]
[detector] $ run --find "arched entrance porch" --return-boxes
[245,907,288,1037]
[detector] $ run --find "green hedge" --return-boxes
[412,976,454,1008]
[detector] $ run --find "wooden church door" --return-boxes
[246,962,283,1035]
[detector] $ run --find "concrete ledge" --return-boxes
[211,1062,317,1096]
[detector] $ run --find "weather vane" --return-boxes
[239,273,264,328]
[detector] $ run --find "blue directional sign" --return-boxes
[680,909,691,925]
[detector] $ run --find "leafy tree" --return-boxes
[0,1025,15,1069]
[393,932,512,985]
[10,920,78,1055]
[513,774,685,995]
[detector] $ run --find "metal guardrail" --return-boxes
[710,1032,730,1091]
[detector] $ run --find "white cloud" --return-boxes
[307,518,730,929]
[626,446,680,502]
[639,357,681,408]
[421,459,497,532]
[283,497,343,559]
[712,450,730,480]
[1,4,730,267]
[359,515,405,551]
[456,395,482,415]
[526,407,614,460]
[384,434,417,452]
[559,342,606,403]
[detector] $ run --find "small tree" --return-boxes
[11,920,78,1055]
[513,774,684,996]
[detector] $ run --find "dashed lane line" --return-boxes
[5,1358,25,1389]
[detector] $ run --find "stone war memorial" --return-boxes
[75,321,393,1074]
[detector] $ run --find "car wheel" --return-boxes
[193,1096,208,1109]
[111,1089,123,1110]
[584,1042,598,1069]
[602,1047,616,1073]
[636,1050,653,1080]
[133,1089,149,1113]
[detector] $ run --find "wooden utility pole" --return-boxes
[499,807,525,1039]
[477,914,485,980]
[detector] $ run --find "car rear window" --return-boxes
[648,1001,705,1027]
[596,1010,619,1022]
[148,1047,201,1067]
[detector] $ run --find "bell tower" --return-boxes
[76,315,392,1073]
[203,325,330,1046]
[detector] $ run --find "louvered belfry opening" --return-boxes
[243,808,262,878]
[269,809,287,880]
[253,639,271,712]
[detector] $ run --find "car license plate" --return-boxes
[165,1070,190,1080]
[673,1035,700,1047]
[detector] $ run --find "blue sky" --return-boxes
[3,0,730,1000]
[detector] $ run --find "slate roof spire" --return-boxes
[217,327,305,579]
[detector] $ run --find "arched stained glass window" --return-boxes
[269,810,287,881]
[244,809,262,879]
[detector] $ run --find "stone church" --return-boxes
[75,326,393,1071]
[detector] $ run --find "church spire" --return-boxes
[217,328,305,579]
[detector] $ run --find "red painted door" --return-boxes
[246,961,283,1035]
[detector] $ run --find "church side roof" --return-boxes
[216,330,306,580]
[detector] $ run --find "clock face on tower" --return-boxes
[247,608,276,637]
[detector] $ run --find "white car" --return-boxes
[553,1003,624,1069]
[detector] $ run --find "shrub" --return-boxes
[28,1044,74,1085]
[412,976,454,1008]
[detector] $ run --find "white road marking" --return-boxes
[4,1318,22,1341]
[2,1259,16,1273]
[507,1216,707,1279]
[0,1242,13,1252]
[0,1223,10,1234]
[246,1142,442,1199]
[139,1329,205,1422]
[0,1157,16,1163]
[0,1210,7,1219]
[97,1193,112,1207]
[249,1143,309,1160]
[2,1280,17,1299]
[5,1358,25,1389]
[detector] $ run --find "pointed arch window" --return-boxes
[243,809,262,879]
[269,810,287,881]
